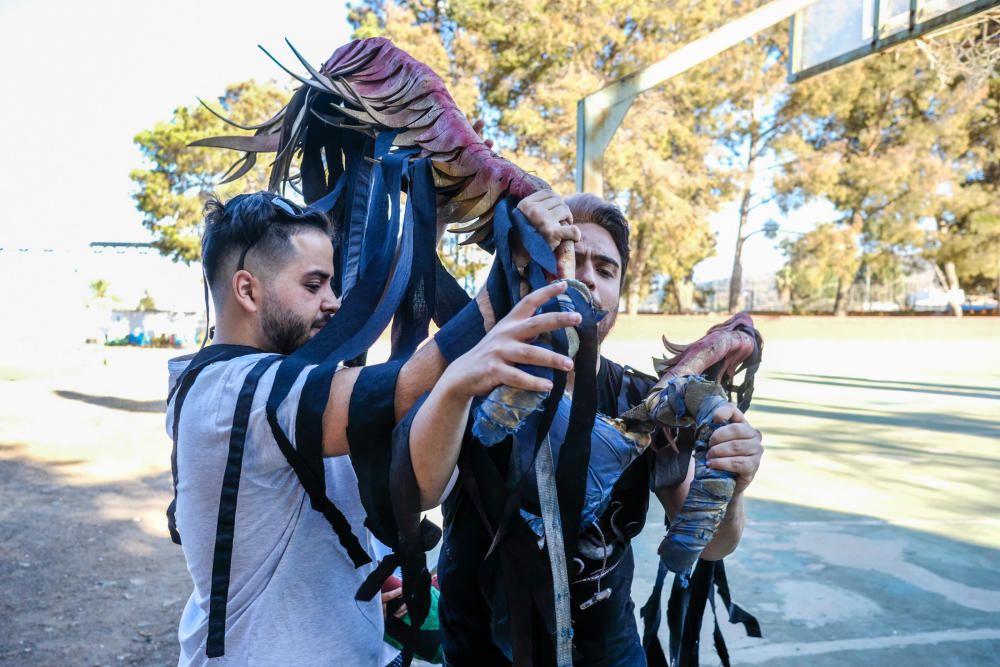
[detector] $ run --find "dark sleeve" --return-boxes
[345,360,403,545]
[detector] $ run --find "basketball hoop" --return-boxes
[914,8,1000,88]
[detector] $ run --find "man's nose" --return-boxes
[323,289,341,315]
[577,263,597,292]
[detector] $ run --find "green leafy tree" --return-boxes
[131,80,291,262]
[929,70,1000,306]
[781,224,860,314]
[90,279,111,299]
[137,290,157,312]
[776,33,996,316]
[347,0,751,313]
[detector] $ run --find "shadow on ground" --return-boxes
[0,446,187,666]
[53,390,167,414]
[631,498,1000,667]
[767,373,1000,401]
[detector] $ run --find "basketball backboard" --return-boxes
[789,0,1000,82]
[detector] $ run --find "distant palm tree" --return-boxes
[90,279,110,299]
[137,291,157,311]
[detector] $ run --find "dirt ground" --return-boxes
[0,315,997,666]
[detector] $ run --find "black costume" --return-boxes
[438,356,692,666]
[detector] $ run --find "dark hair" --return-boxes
[201,192,331,300]
[565,193,630,283]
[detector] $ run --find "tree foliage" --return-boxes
[776,33,1000,311]
[131,80,291,263]
[130,3,1000,315]
[780,224,860,314]
[347,0,760,312]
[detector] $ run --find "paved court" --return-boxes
[606,318,1000,666]
[0,317,997,665]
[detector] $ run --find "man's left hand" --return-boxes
[705,403,763,495]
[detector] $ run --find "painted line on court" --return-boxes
[748,517,1000,527]
[736,628,1000,663]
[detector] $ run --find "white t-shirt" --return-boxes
[166,352,383,666]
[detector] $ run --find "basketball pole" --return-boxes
[575,0,818,194]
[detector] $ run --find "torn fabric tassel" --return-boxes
[644,376,734,577]
[472,279,590,446]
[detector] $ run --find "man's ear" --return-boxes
[232,270,259,314]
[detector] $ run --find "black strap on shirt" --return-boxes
[206,354,281,658]
[166,344,264,546]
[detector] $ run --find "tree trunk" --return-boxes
[833,276,849,317]
[728,170,754,313]
[670,277,695,314]
[728,242,745,313]
[996,257,1000,315]
[945,261,963,318]
[728,201,750,313]
[626,255,646,315]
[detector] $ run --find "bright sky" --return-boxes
[0,0,351,249]
[0,0,817,283]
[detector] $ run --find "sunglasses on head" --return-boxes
[235,195,310,272]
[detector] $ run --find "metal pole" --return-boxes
[576,0,819,193]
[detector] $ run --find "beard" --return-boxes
[261,301,327,355]
[590,290,618,344]
[596,305,617,344]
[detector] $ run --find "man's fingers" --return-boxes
[706,455,758,477]
[707,439,763,459]
[498,366,554,393]
[503,342,574,372]
[514,311,581,340]
[381,588,403,603]
[709,421,759,446]
[711,403,746,424]
[556,224,582,243]
[509,282,567,318]
[394,603,408,619]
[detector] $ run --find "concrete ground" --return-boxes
[0,316,996,665]
[606,316,1000,666]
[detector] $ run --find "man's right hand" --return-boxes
[516,190,580,251]
[441,281,579,400]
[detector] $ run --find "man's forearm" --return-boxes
[394,340,449,422]
[393,287,495,421]
[700,491,746,561]
[408,372,472,509]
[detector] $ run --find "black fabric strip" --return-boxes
[683,560,714,667]
[167,345,264,545]
[553,286,599,563]
[384,610,443,662]
[264,387,372,568]
[707,572,731,667]
[640,559,670,667]
[389,395,433,667]
[715,559,762,638]
[346,361,403,545]
[206,355,280,658]
[356,554,399,602]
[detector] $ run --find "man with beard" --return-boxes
[436,193,764,666]
[166,191,580,665]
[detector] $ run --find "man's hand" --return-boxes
[440,281,579,399]
[516,190,580,251]
[381,585,408,620]
[706,403,763,495]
